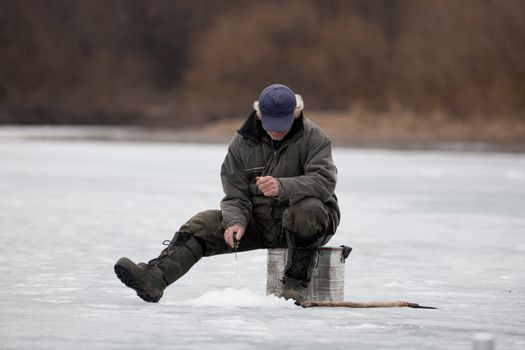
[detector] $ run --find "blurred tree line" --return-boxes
[0,0,524,126]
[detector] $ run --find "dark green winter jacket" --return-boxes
[220,110,340,232]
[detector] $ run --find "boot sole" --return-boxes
[114,259,160,303]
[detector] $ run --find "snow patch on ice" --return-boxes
[355,323,389,330]
[506,170,524,180]
[383,281,400,287]
[424,280,448,285]
[421,167,445,178]
[32,297,73,304]
[185,288,296,309]
[334,323,389,330]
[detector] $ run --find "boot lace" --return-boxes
[146,236,186,266]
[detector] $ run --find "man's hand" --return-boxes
[256,176,279,197]
[224,225,245,248]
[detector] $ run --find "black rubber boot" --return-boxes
[282,230,321,303]
[114,232,203,303]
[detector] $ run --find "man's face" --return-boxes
[266,129,290,141]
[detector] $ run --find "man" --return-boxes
[114,83,340,303]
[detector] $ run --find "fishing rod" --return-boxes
[298,300,437,309]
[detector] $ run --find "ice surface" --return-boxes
[1,131,524,349]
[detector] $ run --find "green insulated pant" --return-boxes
[178,197,338,257]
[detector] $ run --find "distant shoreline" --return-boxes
[1,123,524,153]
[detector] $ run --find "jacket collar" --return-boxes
[237,111,304,144]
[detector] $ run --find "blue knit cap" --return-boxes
[258,84,296,131]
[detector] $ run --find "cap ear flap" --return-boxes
[255,93,302,119]
[294,94,304,118]
[253,101,262,119]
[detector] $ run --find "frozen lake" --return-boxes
[1,132,524,349]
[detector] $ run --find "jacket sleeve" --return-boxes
[220,135,252,229]
[277,128,337,203]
